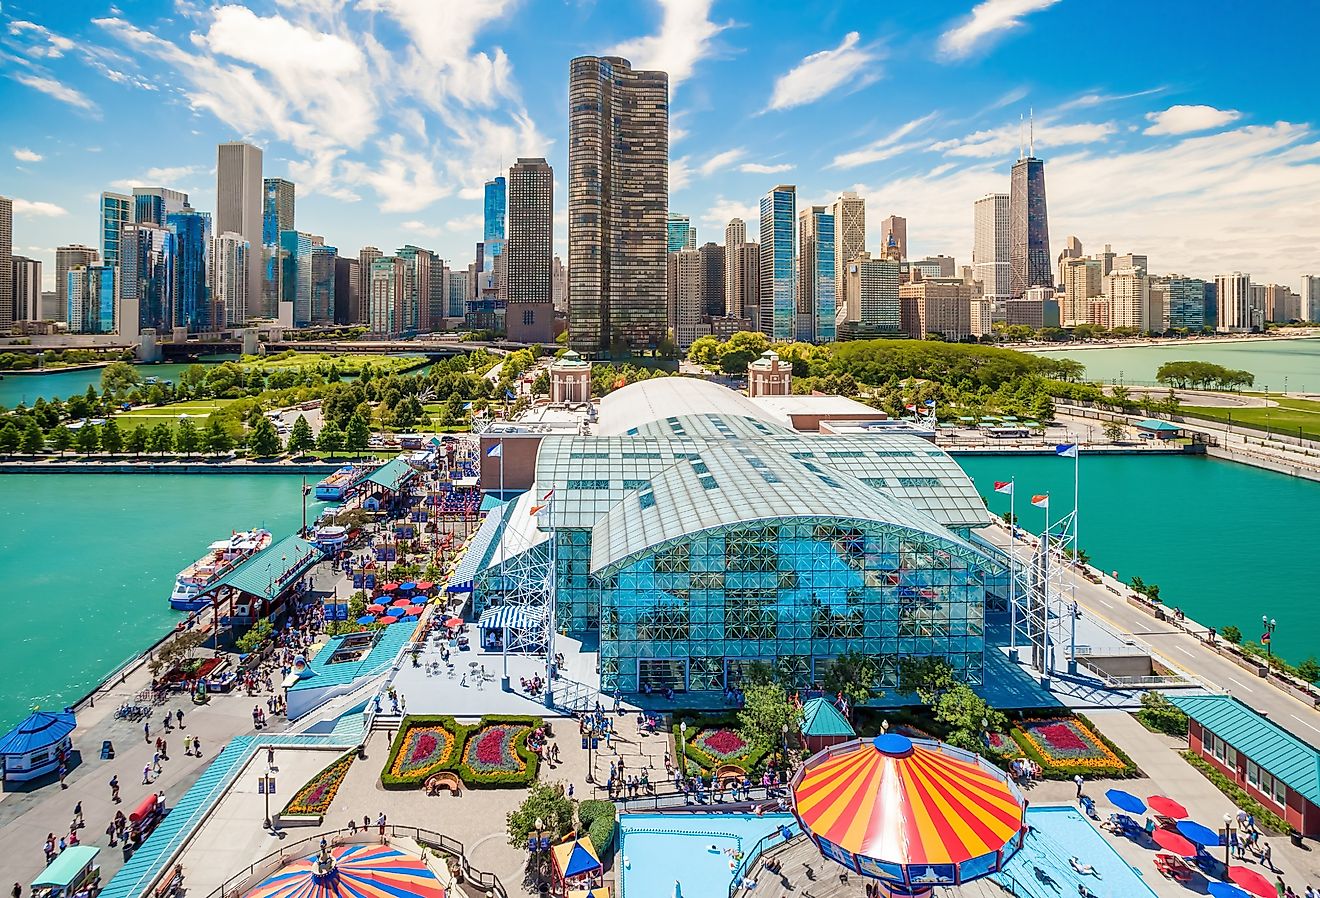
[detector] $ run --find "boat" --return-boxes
[169,528,273,611]
[315,464,371,501]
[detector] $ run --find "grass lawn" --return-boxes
[1179,395,1320,440]
[112,399,237,430]
[239,353,420,374]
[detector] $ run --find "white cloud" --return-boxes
[7,20,75,58]
[698,196,761,230]
[830,114,938,169]
[400,219,442,238]
[444,213,483,233]
[12,198,69,217]
[938,0,1062,60]
[930,119,1115,158]
[699,148,746,176]
[767,32,880,111]
[607,0,729,88]
[13,148,43,162]
[670,155,694,192]
[740,162,793,174]
[110,165,201,191]
[11,72,97,113]
[1144,104,1242,136]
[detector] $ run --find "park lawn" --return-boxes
[1179,395,1320,440]
[239,353,419,374]
[112,399,237,431]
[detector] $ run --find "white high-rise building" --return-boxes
[1215,272,1252,332]
[1301,275,1320,322]
[667,248,706,349]
[1106,267,1148,331]
[211,232,250,326]
[973,194,1011,301]
[831,191,865,311]
[216,142,263,319]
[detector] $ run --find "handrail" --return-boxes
[727,823,801,898]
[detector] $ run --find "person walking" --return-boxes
[106,820,117,847]
[1261,841,1274,872]
[144,721,151,743]
[193,735,202,758]
[376,813,387,838]
[73,802,83,827]
[12,883,21,898]
[1073,774,1084,799]
[142,764,152,785]
[110,775,120,802]
[175,708,184,728]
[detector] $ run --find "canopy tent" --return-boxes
[800,697,856,751]
[1,709,76,783]
[479,605,547,631]
[31,845,99,896]
[243,844,444,898]
[552,836,602,887]
[791,734,1025,893]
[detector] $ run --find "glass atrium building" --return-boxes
[470,378,999,696]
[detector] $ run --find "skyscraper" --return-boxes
[0,196,11,332]
[1302,275,1320,322]
[1105,267,1148,331]
[698,242,725,318]
[56,245,98,326]
[167,208,212,331]
[263,178,295,244]
[880,215,906,262]
[973,193,1011,300]
[667,248,705,349]
[724,218,747,322]
[216,142,263,318]
[358,246,382,325]
[396,245,436,334]
[667,214,693,254]
[568,55,668,355]
[310,240,338,326]
[1056,235,1082,289]
[797,205,836,343]
[118,222,175,337]
[831,191,865,310]
[99,192,132,306]
[841,253,901,335]
[1060,256,1101,326]
[726,242,759,324]
[132,187,188,226]
[368,256,408,337]
[1009,147,1051,297]
[211,232,250,327]
[12,256,41,322]
[278,230,313,327]
[505,157,555,343]
[483,176,506,267]
[1215,272,1251,332]
[66,265,115,334]
[334,256,360,325]
[759,184,795,341]
[551,256,567,314]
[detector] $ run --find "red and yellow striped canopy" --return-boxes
[792,735,1024,867]
[244,844,446,898]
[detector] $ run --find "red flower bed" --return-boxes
[694,728,748,760]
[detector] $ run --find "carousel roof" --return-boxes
[243,844,444,898]
[792,734,1024,867]
[0,710,75,756]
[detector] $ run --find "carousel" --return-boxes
[790,733,1027,896]
[243,843,447,898]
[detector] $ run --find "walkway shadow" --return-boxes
[1,750,83,792]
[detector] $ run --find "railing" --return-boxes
[727,822,802,898]
[205,825,507,898]
[550,675,599,712]
[1074,658,1190,689]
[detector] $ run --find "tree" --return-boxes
[148,423,175,455]
[898,656,957,703]
[344,413,370,456]
[100,419,124,455]
[317,422,345,459]
[49,425,73,456]
[506,782,575,848]
[101,361,142,394]
[736,681,799,752]
[287,414,315,455]
[0,422,19,456]
[822,651,882,710]
[235,618,274,654]
[75,423,100,454]
[1296,657,1320,685]
[125,425,148,457]
[1220,625,1242,645]
[20,419,44,455]
[247,416,282,458]
[393,396,423,430]
[1102,420,1125,442]
[175,418,201,456]
[203,417,235,455]
[931,683,1006,753]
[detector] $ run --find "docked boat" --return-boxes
[169,528,273,611]
[315,465,371,501]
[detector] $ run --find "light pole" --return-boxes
[679,721,688,777]
[259,767,276,829]
[781,722,790,766]
[1222,813,1234,867]
[1262,615,1277,660]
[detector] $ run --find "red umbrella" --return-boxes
[1147,795,1188,818]
[1229,865,1277,898]
[366,604,386,613]
[1152,828,1197,857]
[382,582,401,591]
[406,605,426,616]
[416,581,434,590]
[444,617,464,628]
[392,598,412,607]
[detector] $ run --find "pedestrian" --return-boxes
[1073,774,1084,799]
[142,764,152,785]
[160,739,168,760]
[363,815,370,831]
[377,813,386,837]
[163,713,172,731]
[144,721,150,742]
[152,752,161,775]
[193,736,202,758]
[267,746,276,766]
[1261,840,1274,871]
[12,882,21,898]
[110,775,120,802]
[175,708,184,728]
[184,735,193,757]
[349,819,358,835]
[57,763,67,789]
[73,801,83,826]
[567,783,574,799]
[57,836,66,854]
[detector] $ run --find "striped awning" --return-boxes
[478,605,545,630]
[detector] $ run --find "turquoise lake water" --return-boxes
[957,453,1320,666]
[0,474,317,730]
[0,363,202,408]
[1032,337,1320,390]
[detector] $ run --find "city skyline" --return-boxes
[2,0,1319,292]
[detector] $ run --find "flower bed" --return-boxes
[381,716,465,789]
[672,714,772,775]
[282,751,355,818]
[985,731,1016,757]
[692,728,749,761]
[1011,715,1139,778]
[457,715,541,787]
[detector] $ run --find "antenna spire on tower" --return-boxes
[1019,114,1024,159]
[1029,108,1035,157]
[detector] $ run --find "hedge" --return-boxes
[578,799,617,858]
[1136,708,1189,737]
[381,715,466,790]
[671,712,773,776]
[1006,715,1141,780]
[1180,751,1294,835]
[456,714,543,788]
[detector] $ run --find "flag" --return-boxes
[486,442,503,457]
[905,404,917,412]
[1055,444,1078,458]
[1261,631,1272,645]
[994,481,1013,495]
[1031,494,1049,509]
[924,399,936,407]
[529,488,555,516]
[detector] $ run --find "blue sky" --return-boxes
[3,0,1319,291]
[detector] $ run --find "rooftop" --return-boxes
[198,534,324,602]
[288,622,417,693]
[365,456,418,492]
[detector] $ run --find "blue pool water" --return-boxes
[618,812,795,898]
[996,806,1157,898]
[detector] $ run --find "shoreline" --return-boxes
[1,361,113,376]
[0,460,347,474]
[1018,331,1320,353]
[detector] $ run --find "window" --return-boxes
[567,479,609,490]
[897,477,941,488]
[1246,760,1260,788]
[622,479,648,490]
[522,309,534,326]
[638,492,656,510]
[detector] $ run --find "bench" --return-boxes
[425,771,462,796]
[154,865,183,898]
[714,764,746,786]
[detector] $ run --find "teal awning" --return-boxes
[800,697,856,738]
[1136,419,1181,432]
[197,534,324,602]
[32,846,99,889]
[365,457,417,492]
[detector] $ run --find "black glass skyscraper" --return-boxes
[1009,155,1050,297]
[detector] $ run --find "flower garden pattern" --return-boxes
[382,717,463,788]
[1018,718,1124,771]
[283,751,355,817]
[692,728,749,762]
[457,718,539,786]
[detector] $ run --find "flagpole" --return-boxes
[499,434,509,692]
[1008,477,1017,655]
[544,490,557,711]
[1041,493,1051,680]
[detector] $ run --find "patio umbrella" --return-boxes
[1207,883,1251,898]
[382,581,400,591]
[384,606,406,616]
[445,617,464,628]
[405,605,426,616]
[1228,866,1277,898]
[366,604,386,613]
[1105,789,1147,815]
[1147,795,1189,818]
[1152,828,1197,857]
[400,581,417,591]
[355,615,377,625]
[416,581,434,591]
[1177,820,1222,846]
[392,598,412,607]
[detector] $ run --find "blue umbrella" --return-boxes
[384,606,406,616]
[401,615,419,622]
[355,614,376,625]
[1208,882,1250,898]
[1105,789,1147,815]
[400,581,417,591]
[1177,819,1222,846]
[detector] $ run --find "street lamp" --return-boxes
[679,721,688,776]
[1222,813,1234,867]
[1262,616,1277,660]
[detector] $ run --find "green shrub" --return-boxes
[1181,751,1294,835]
[579,799,617,858]
[671,712,773,776]
[1136,693,1189,736]
[1006,715,1141,780]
